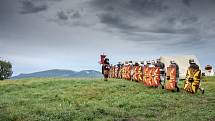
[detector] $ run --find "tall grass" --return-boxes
[0,77,214,121]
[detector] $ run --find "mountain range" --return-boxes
[12,69,103,79]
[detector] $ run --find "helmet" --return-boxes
[134,62,139,66]
[146,61,151,64]
[105,58,109,61]
[189,59,195,64]
[104,58,109,64]
[140,61,145,65]
[151,60,155,64]
[170,59,175,64]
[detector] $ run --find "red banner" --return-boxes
[100,54,106,64]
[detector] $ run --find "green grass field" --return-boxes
[0,77,215,121]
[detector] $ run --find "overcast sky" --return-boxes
[0,0,215,75]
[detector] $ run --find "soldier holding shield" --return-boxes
[117,62,122,78]
[166,59,180,92]
[155,59,166,89]
[102,58,110,81]
[184,59,204,94]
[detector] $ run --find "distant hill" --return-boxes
[12,69,102,79]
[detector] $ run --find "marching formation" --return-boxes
[100,54,205,94]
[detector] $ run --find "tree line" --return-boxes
[0,59,13,80]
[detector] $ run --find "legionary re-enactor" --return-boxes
[155,59,166,89]
[184,59,205,94]
[169,59,180,92]
[102,58,110,81]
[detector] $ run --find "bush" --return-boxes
[0,60,13,80]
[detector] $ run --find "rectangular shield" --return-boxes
[165,67,176,90]
[125,65,131,80]
[132,66,139,81]
[184,69,201,93]
[118,68,122,79]
[143,66,153,86]
[122,66,126,79]
[109,67,113,78]
[152,67,160,86]
[114,67,118,78]
[138,66,143,82]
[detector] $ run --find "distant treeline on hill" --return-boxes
[12,69,102,79]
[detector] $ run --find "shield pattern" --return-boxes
[109,67,113,78]
[114,67,118,78]
[112,67,116,78]
[122,66,126,79]
[132,66,143,82]
[165,67,176,90]
[143,66,153,86]
[118,68,123,79]
[184,69,201,93]
[132,66,138,81]
[152,67,160,86]
[125,65,132,80]
[138,66,143,82]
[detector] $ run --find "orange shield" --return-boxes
[152,67,160,86]
[109,67,113,78]
[143,66,153,86]
[165,67,176,90]
[138,66,143,82]
[114,67,118,78]
[118,68,122,79]
[112,67,116,78]
[143,66,148,85]
[133,66,143,82]
[132,66,139,81]
[125,65,131,80]
[122,66,126,79]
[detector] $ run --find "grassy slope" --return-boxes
[0,77,214,121]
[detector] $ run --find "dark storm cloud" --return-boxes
[90,0,168,15]
[57,10,68,20]
[20,0,48,14]
[56,9,82,21]
[182,16,198,24]
[19,0,62,14]
[88,0,215,49]
[98,13,137,30]
[91,0,168,30]
[90,0,200,35]
[182,0,192,7]
[153,16,199,34]
[69,10,81,19]
[72,11,80,19]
